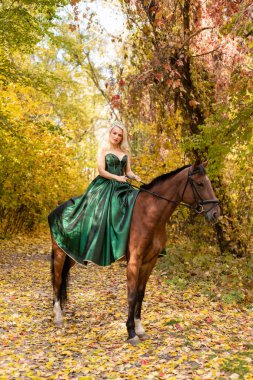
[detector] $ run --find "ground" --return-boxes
[0,232,253,380]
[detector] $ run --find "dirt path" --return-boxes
[1,233,253,379]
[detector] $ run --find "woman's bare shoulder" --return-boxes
[97,146,108,157]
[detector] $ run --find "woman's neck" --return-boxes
[109,143,121,151]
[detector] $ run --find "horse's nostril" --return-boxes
[212,210,221,222]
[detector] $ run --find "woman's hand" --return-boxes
[116,175,128,183]
[127,174,141,182]
[134,175,141,182]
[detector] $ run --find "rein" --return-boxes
[127,167,220,215]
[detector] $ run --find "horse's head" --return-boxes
[182,161,220,223]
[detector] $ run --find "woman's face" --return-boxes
[109,127,123,146]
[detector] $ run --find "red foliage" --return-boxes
[112,94,120,100]
[118,79,126,87]
[69,24,77,32]
[70,0,80,5]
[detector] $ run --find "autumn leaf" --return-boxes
[189,99,199,108]
[1,234,253,379]
[69,24,77,32]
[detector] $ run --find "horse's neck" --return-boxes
[152,170,185,200]
[149,170,186,221]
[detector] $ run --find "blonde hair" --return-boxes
[107,122,130,153]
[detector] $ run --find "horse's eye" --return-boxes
[197,182,204,187]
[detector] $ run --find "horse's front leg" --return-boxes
[134,289,146,339]
[126,258,141,346]
[135,258,157,341]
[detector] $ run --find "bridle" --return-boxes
[128,167,220,215]
[179,167,220,214]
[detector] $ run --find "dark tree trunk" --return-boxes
[180,0,205,150]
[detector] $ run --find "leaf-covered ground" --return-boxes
[1,233,253,380]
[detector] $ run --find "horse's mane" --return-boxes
[140,164,191,190]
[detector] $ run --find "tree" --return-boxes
[114,0,253,255]
[0,0,69,83]
[0,3,104,236]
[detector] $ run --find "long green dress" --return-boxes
[48,153,139,266]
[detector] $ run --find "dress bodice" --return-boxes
[105,153,127,176]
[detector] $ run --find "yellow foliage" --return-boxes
[130,112,186,183]
[0,68,97,236]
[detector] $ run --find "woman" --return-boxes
[48,122,140,266]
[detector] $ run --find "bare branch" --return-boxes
[180,27,214,50]
[85,53,119,120]
[191,47,220,58]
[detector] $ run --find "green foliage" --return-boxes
[158,229,253,304]
[221,356,251,377]
[0,0,69,84]
[0,0,68,53]
[184,93,253,177]
[183,81,253,256]
[0,2,104,236]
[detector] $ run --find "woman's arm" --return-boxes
[125,155,141,182]
[97,148,127,182]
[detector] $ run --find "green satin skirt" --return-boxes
[48,176,139,266]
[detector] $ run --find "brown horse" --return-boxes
[51,161,220,345]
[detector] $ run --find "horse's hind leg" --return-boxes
[52,246,65,325]
[51,239,75,325]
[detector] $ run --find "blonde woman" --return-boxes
[48,122,140,266]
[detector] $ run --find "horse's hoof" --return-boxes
[138,333,150,341]
[127,335,141,346]
[54,318,63,327]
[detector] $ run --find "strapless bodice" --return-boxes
[105,153,127,176]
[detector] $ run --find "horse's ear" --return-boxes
[203,160,208,167]
[193,158,201,169]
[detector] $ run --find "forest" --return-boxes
[1,0,252,298]
[1,1,253,378]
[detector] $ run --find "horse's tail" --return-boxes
[51,248,55,294]
[51,248,71,308]
[59,254,71,307]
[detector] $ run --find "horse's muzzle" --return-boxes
[205,205,221,223]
